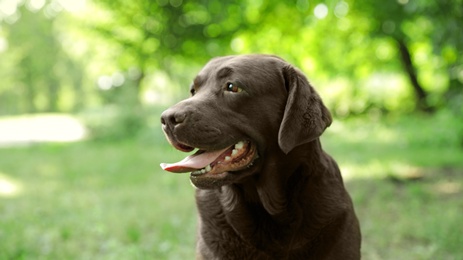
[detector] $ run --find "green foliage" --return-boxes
[80,105,146,141]
[0,0,462,143]
[0,4,85,114]
[81,86,146,141]
[1,0,462,117]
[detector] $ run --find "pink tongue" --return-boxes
[160,147,230,173]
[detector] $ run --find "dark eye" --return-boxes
[226,82,242,93]
[190,87,196,96]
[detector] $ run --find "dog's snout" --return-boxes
[161,109,187,128]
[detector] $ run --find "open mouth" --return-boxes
[160,141,258,178]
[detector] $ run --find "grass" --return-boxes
[322,113,463,259]
[0,140,197,259]
[0,111,462,259]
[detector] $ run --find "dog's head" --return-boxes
[161,54,331,190]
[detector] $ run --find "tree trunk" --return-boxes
[48,76,59,112]
[395,38,433,112]
[445,76,462,108]
[24,64,37,113]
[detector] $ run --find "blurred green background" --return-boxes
[0,0,462,259]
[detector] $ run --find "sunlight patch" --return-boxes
[433,182,461,195]
[57,0,86,13]
[314,4,328,19]
[0,172,22,197]
[340,161,422,181]
[0,114,87,147]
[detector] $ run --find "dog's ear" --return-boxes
[278,65,332,154]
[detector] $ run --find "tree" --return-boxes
[352,0,463,112]
[1,3,84,113]
[86,0,246,103]
[1,0,461,117]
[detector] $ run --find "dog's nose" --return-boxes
[161,109,187,128]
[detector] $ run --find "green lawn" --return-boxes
[0,112,462,259]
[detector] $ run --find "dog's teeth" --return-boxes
[225,156,231,161]
[231,149,238,157]
[235,141,244,150]
[205,164,212,172]
[201,169,206,174]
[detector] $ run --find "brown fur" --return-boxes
[161,54,361,259]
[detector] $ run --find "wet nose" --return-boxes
[161,109,187,128]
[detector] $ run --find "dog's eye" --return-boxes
[190,88,196,96]
[226,82,242,93]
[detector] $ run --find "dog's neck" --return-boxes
[256,139,328,213]
[218,138,330,222]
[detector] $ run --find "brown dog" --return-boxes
[161,54,361,259]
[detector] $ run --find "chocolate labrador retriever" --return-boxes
[160,54,361,259]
